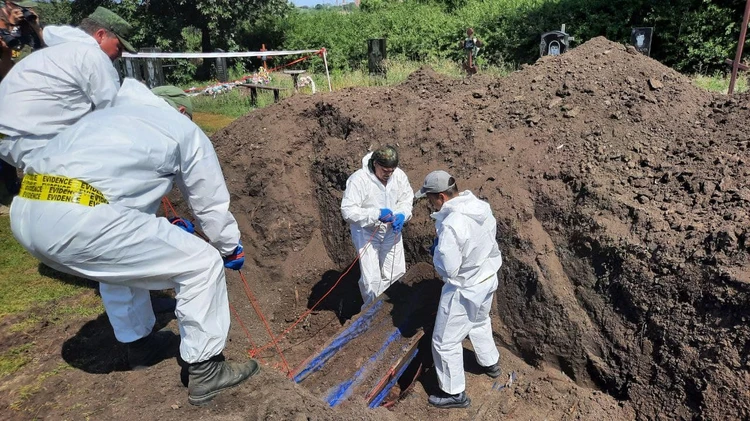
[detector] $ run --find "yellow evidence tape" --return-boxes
[19,173,108,207]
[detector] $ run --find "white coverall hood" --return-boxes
[341,151,414,307]
[0,25,120,168]
[431,190,502,288]
[42,25,98,47]
[115,78,181,112]
[430,190,502,395]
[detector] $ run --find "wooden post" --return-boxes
[729,0,750,94]
[261,44,268,70]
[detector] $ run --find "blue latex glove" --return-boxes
[223,241,245,271]
[392,214,405,234]
[169,217,195,234]
[429,237,439,256]
[379,208,394,223]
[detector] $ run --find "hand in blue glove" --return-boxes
[223,241,245,271]
[392,214,405,234]
[429,237,439,256]
[169,217,195,234]
[379,208,394,223]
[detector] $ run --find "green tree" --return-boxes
[64,0,291,79]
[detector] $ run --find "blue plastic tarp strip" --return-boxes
[293,299,385,383]
[368,345,420,408]
[325,327,401,407]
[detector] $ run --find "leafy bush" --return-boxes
[280,0,750,74]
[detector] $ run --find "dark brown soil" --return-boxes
[2,36,749,420]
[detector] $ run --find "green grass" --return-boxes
[10,362,72,411]
[191,89,255,119]
[692,73,748,94]
[0,343,34,378]
[0,217,92,320]
[192,112,238,136]
[186,57,511,135]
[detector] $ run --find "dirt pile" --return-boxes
[196,36,750,420]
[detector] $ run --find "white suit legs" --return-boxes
[100,283,156,343]
[351,225,405,308]
[467,279,500,368]
[10,198,230,364]
[432,276,499,394]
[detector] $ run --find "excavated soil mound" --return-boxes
[195,37,749,420]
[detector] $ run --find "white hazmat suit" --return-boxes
[341,152,413,307]
[10,79,240,364]
[0,25,120,168]
[0,26,144,345]
[431,191,503,395]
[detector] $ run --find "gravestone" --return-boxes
[215,48,229,83]
[115,48,164,88]
[631,27,654,57]
[368,38,387,76]
[540,31,568,57]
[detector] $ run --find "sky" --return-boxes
[290,0,345,8]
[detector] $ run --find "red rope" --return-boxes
[161,195,404,378]
[229,302,266,365]
[161,197,178,219]
[238,270,292,375]
[282,227,385,377]
[266,55,309,73]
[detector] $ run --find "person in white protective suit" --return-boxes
[9,79,259,406]
[0,6,134,169]
[341,146,414,309]
[0,7,168,369]
[415,170,503,409]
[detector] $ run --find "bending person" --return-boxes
[341,146,413,309]
[10,79,256,406]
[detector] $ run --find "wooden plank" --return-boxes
[725,58,750,71]
[292,297,387,383]
[365,330,423,407]
[239,83,288,91]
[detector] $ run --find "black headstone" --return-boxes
[215,48,229,83]
[368,38,387,76]
[631,27,654,57]
[540,31,568,57]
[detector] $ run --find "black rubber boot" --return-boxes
[188,355,260,406]
[127,329,179,370]
[482,362,502,378]
[428,390,471,408]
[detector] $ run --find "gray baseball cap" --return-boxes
[415,170,455,198]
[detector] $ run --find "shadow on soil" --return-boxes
[61,311,178,374]
[307,263,364,324]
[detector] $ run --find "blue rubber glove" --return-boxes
[429,237,439,256]
[379,208,394,223]
[223,241,245,271]
[169,217,195,234]
[392,214,405,234]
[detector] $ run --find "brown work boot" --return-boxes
[127,328,179,370]
[187,355,260,406]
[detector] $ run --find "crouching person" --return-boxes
[9,79,257,406]
[415,170,503,409]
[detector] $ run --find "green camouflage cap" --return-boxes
[87,6,136,54]
[151,85,193,118]
[370,145,399,169]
